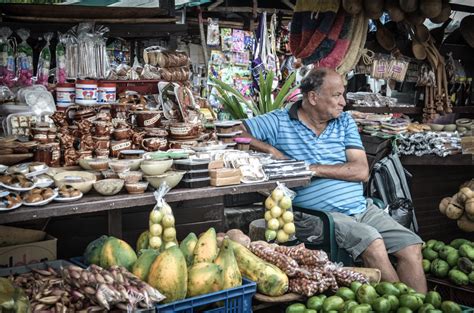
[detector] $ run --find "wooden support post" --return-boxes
[108,209,122,238]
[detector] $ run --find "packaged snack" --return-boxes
[37,32,53,86]
[0,27,15,88]
[206,18,220,46]
[16,28,33,87]
[56,32,67,84]
[264,182,297,243]
[148,183,178,251]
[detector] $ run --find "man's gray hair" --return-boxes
[300,68,330,94]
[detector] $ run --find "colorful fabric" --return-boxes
[302,9,346,65]
[289,0,340,58]
[243,100,367,215]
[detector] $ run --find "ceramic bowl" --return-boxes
[87,159,109,171]
[443,124,457,132]
[125,182,149,194]
[118,171,143,184]
[101,170,119,179]
[429,124,444,131]
[109,160,132,173]
[93,178,124,196]
[53,171,96,194]
[127,158,143,171]
[78,158,93,171]
[140,158,173,176]
[145,170,185,189]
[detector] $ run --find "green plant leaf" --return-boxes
[231,95,248,119]
[210,77,249,106]
[266,71,274,111]
[273,72,297,109]
[258,71,266,113]
[215,94,239,119]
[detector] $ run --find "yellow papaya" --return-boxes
[136,230,149,252]
[148,246,187,303]
[187,262,223,297]
[132,249,159,281]
[229,239,288,296]
[99,237,137,271]
[84,235,108,265]
[180,232,198,266]
[214,237,242,289]
[193,228,218,263]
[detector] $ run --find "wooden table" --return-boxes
[0,177,311,238]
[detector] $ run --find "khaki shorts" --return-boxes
[295,200,423,260]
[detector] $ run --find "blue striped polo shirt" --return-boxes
[243,100,367,215]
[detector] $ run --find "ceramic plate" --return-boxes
[0,182,36,192]
[0,201,22,212]
[54,190,83,202]
[22,190,58,206]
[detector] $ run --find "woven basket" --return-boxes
[336,13,368,77]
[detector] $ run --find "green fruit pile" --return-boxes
[286,281,464,313]
[422,238,474,286]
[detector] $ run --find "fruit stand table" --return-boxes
[0,176,311,256]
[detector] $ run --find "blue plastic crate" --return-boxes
[462,305,474,313]
[156,278,256,313]
[69,256,88,268]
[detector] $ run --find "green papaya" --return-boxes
[440,301,462,313]
[422,248,438,261]
[356,284,378,304]
[446,251,460,268]
[399,294,423,311]
[422,259,431,273]
[286,303,306,313]
[335,287,355,301]
[448,269,469,286]
[349,304,372,313]
[458,244,474,261]
[431,259,450,278]
[306,296,324,311]
[350,281,362,293]
[424,291,442,308]
[432,241,445,252]
[179,232,198,266]
[397,307,413,313]
[372,297,391,313]
[439,246,457,260]
[382,294,400,312]
[83,235,109,265]
[376,282,401,297]
[450,238,471,249]
[343,300,359,312]
[322,296,345,312]
[393,282,409,294]
[419,304,435,313]
[457,257,473,274]
[426,240,438,249]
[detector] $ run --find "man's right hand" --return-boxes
[270,147,289,160]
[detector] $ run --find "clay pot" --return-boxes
[110,140,132,158]
[113,128,132,141]
[94,121,111,136]
[134,111,163,128]
[141,137,168,152]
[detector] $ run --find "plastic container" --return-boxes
[97,82,116,104]
[178,177,210,188]
[183,169,209,180]
[75,79,98,105]
[174,158,210,171]
[56,82,75,108]
[156,277,256,313]
[233,137,251,151]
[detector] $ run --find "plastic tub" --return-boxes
[183,169,209,180]
[174,158,210,171]
[178,177,210,188]
[75,79,98,105]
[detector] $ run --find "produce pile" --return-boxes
[285,282,463,313]
[248,241,368,297]
[3,263,164,312]
[422,238,474,286]
[438,182,474,232]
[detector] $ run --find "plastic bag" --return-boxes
[387,198,414,229]
[148,183,178,251]
[56,32,67,83]
[37,32,53,86]
[0,27,15,88]
[16,28,33,87]
[65,29,78,79]
[206,18,220,46]
[264,181,297,243]
[95,25,110,79]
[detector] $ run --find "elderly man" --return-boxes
[241,68,426,292]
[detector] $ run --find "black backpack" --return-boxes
[368,151,419,233]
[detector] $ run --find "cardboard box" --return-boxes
[0,234,57,269]
[209,168,241,179]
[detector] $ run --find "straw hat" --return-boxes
[460,15,474,48]
[400,0,419,13]
[342,0,363,15]
[406,11,426,25]
[336,13,369,77]
[384,0,405,22]
[376,20,396,51]
[430,2,451,23]
[420,0,442,18]
[364,0,383,19]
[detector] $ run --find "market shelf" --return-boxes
[0,176,311,225]
[400,154,474,166]
[345,105,474,114]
